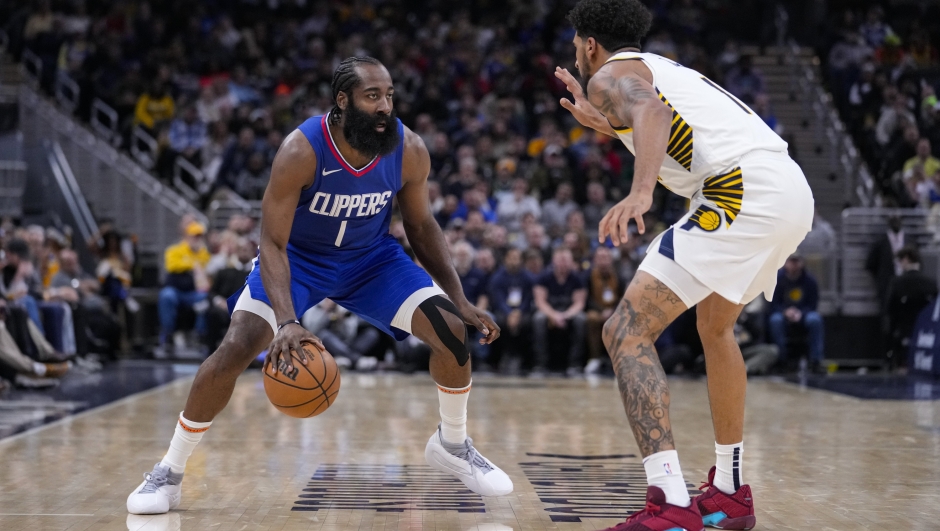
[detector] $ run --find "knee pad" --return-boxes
[418,295,470,366]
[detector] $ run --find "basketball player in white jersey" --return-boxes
[556,1,814,530]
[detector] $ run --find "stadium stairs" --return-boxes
[755,45,859,230]
[0,46,212,352]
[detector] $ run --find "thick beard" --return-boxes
[579,71,592,95]
[577,49,592,94]
[341,101,400,158]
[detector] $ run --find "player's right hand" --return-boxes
[599,193,652,245]
[555,67,605,129]
[266,322,324,375]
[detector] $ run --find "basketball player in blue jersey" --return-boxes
[555,1,814,530]
[126,57,512,515]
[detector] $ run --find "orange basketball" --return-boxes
[263,343,340,418]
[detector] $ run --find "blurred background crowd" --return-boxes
[822,3,940,216]
[0,0,938,390]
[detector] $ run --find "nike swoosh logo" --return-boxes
[322,168,342,176]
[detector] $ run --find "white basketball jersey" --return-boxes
[606,52,788,198]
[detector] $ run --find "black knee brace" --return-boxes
[418,295,470,366]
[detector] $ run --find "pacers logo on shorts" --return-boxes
[681,206,721,232]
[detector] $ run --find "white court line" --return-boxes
[0,374,195,446]
[0,514,95,516]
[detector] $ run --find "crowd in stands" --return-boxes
[822,3,940,214]
[0,221,131,391]
[5,0,897,386]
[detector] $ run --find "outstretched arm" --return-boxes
[397,128,500,344]
[587,66,673,244]
[259,130,325,373]
[555,67,617,138]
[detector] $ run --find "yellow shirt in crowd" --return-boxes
[134,94,175,129]
[164,241,211,274]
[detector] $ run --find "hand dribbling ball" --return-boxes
[263,343,340,418]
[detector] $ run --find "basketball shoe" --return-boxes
[694,467,756,530]
[601,486,704,531]
[126,463,183,514]
[424,424,513,496]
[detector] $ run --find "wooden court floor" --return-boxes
[1,372,938,531]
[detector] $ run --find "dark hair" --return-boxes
[897,245,921,264]
[567,0,653,52]
[330,56,382,122]
[5,238,29,259]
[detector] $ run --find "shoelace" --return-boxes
[138,471,168,494]
[626,500,662,522]
[449,437,494,474]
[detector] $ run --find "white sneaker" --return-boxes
[127,463,183,514]
[584,358,603,375]
[355,356,378,371]
[424,425,513,497]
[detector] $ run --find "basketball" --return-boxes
[263,344,341,418]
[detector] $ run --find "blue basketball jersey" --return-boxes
[289,113,404,255]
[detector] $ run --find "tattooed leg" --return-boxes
[602,271,687,457]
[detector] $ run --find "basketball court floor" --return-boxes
[1,370,938,531]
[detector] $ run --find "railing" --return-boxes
[47,140,98,243]
[207,189,260,231]
[90,98,120,146]
[20,48,41,88]
[130,125,158,169]
[841,208,938,316]
[173,156,211,203]
[18,84,206,256]
[0,160,27,218]
[43,141,98,241]
[15,48,220,205]
[54,70,79,114]
[787,41,875,207]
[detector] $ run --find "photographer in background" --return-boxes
[884,246,938,370]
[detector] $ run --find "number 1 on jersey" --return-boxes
[334,220,347,247]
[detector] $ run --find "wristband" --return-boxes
[277,319,302,332]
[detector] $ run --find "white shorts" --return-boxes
[232,283,445,335]
[638,149,814,307]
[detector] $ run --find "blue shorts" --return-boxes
[228,235,443,340]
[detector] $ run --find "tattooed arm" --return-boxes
[587,67,673,245]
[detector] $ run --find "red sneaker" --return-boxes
[694,467,756,530]
[602,486,704,531]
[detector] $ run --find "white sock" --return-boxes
[32,362,47,377]
[714,441,743,494]
[437,381,470,444]
[160,412,212,473]
[643,450,691,507]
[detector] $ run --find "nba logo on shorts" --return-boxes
[663,463,673,475]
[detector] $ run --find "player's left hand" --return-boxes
[459,301,500,344]
[555,67,606,131]
[599,192,653,245]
